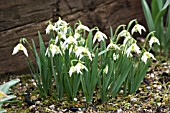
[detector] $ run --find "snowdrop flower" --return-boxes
[75,62,88,75]
[131,24,146,35]
[103,65,108,74]
[54,18,68,27]
[141,52,156,64]
[126,43,141,57]
[149,36,160,48]
[74,32,81,39]
[55,32,66,44]
[123,35,134,45]
[93,31,107,44]
[113,53,119,61]
[12,43,28,57]
[69,66,76,77]
[118,30,131,38]
[45,44,62,57]
[63,36,77,46]
[46,23,55,34]
[74,46,92,61]
[77,24,90,32]
[107,43,120,50]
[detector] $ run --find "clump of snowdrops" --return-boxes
[12,18,159,102]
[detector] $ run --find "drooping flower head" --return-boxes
[45,44,62,57]
[69,66,76,77]
[141,52,156,64]
[45,22,56,34]
[12,43,28,57]
[131,24,146,35]
[69,62,88,76]
[74,62,88,75]
[126,43,141,57]
[76,24,90,32]
[118,30,131,38]
[107,42,120,50]
[54,17,68,27]
[74,46,92,61]
[93,31,107,44]
[149,36,160,48]
[103,65,108,74]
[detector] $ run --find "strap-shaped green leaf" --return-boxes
[141,0,155,31]
[154,0,170,27]
[151,0,160,20]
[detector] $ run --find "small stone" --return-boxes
[74,98,78,101]
[117,108,123,113]
[120,90,123,94]
[49,104,55,110]
[130,97,137,102]
[82,97,86,102]
[157,102,161,107]
[153,84,158,88]
[31,96,37,100]
[36,101,41,105]
[168,85,170,89]
[157,85,162,90]
[150,73,154,78]
[146,86,151,90]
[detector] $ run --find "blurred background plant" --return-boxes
[0,79,20,112]
[141,0,170,56]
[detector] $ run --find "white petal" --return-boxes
[55,36,59,44]
[22,46,28,57]
[93,36,97,44]
[77,24,90,31]
[12,45,19,55]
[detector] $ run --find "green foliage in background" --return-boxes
[142,0,170,56]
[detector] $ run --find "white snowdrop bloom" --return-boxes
[103,65,108,74]
[45,44,62,57]
[93,31,107,44]
[107,43,120,50]
[126,43,141,57]
[63,36,77,46]
[149,36,160,48]
[12,43,28,57]
[74,62,88,75]
[54,18,68,27]
[113,53,119,61]
[77,24,90,32]
[69,66,76,77]
[118,30,131,38]
[141,52,156,64]
[131,24,146,35]
[59,41,66,54]
[74,32,81,39]
[55,32,67,44]
[69,45,73,55]
[123,35,133,45]
[46,24,55,34]
[58,26,68,34]
[74,46,92,61]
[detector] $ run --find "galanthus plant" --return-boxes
[12,18,159,103]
